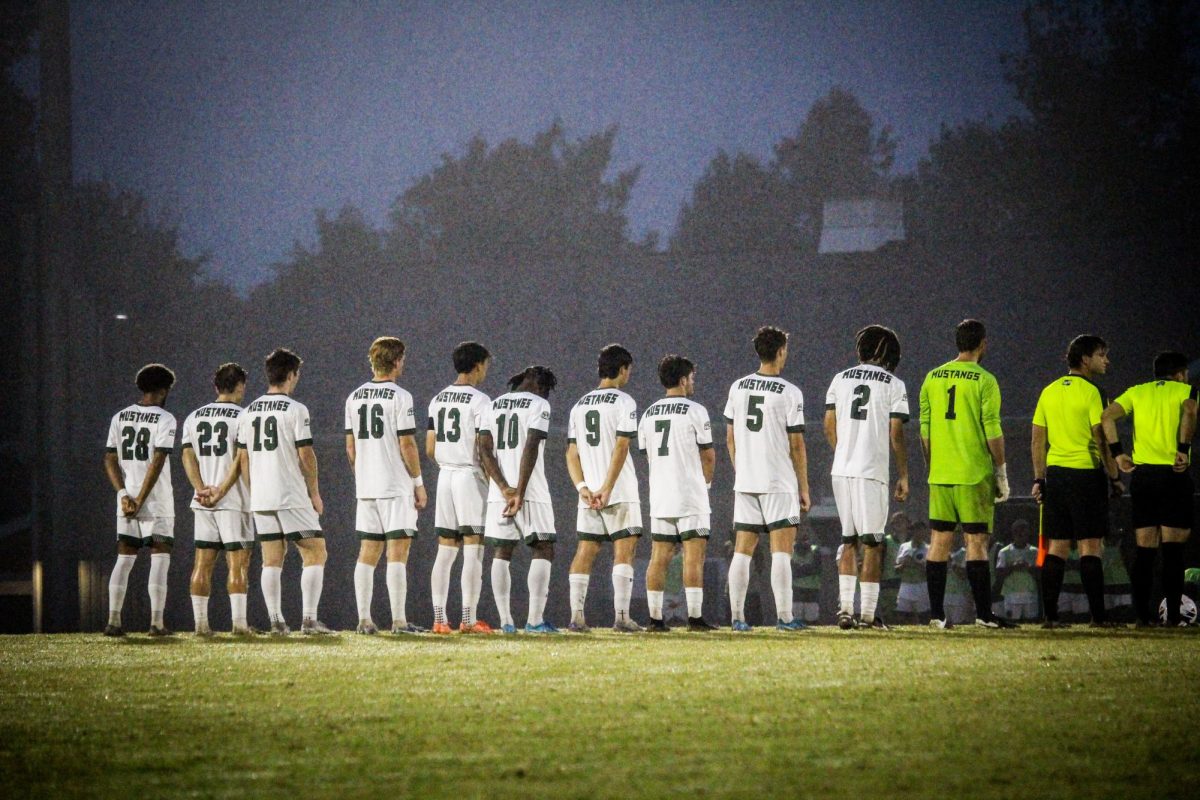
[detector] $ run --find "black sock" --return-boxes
[1161,542,1185,623]
[1080,555,1106,623]
[926,560,948,620]
[966,560,993,621]
[1041,554,1066,622]
[1132,546,1158,623]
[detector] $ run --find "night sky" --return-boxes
[70,1,1027,291]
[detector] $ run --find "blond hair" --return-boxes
[369,337,405,374]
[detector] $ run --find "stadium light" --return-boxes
[114,313,128,321]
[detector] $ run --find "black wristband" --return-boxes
[1033,478,1045,489]
[1107,441,1124,458]
[1179,442,1192,457]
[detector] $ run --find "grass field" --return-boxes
[1,627,1197,800]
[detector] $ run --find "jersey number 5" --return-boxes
[746,395,765,431]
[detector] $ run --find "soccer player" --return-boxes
[426,341,493,634]
[944,534,972,624]
[103,364,178,637]
[566,344,643,632]
[237,348,332,635]
[724,326,811,631]
[1031,334,1121,628]
[345,337,427,635]
[895,525,930,624]
[824,324,910,630]
[478,366,559,633]
[180,362,254,636]
[878,512,911,622]
[639,355,717,632]
[791,525,822,625]
[994,519,1039,622]
[919,319,1014,629]
[1101,350,1198,626]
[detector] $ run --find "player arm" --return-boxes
[1030,424,1047,481]
[1092,423,1119,481]
[103,451,124,493]
[597,436,631,496]
[724,422,735,469]
[515,431,546,500]
[424,429,436,461]
[1178,395,1198,471]
[822,408,837,450]
[297,445,321,501]
[181,446,205,492]
[700,445,716,486]
[788,431,810,509]
[236,446,250,493]
[889,418,909,481]
[133,451,169,509]
[398,434,422,482]
[564,441,594,507]
[477,431,509,492]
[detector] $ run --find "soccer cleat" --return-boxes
[460,620,495,634]
[524,622,560,634]
[147,625,175,637]
[269,619,291,636]
[102,624,125,638]
[859,617,891,631]
[301,618,336,635]
[776,619,807,631]
[731,620,753,632]
[976,616,1019,629]
[1040,620,1071,629]
[391,622,426,635]
[613,618,645,633]
[567,620,592,633]
[647,618,671,633]
[431,622,453,635]
[837,611,855,630]
[928,618,952,630]
[356,620,379,635]
[687,617,718,632]
[500,623,518,634]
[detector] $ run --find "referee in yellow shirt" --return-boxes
[1101,351,1198,626]
[1031,335,1123,628]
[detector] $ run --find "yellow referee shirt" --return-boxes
[1112,380,1196,466]
[1032,375,1105,469]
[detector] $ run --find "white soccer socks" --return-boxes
[569,573,590,623]
[729,552,751,623]
[107,554,136,626]
[491,558,513,627]
[647,590,665,621]
[461,544,484,627]
[839,574,858,616]
[148,553,170,628]
[386,562,406,626]
[190,594,209,631]
[300,564,324,621]
[527,558,552,627]
[430,544,457,625]
[230,593,248,630]
[261,566,283,623]
[612,563,634,624]
[860,581,881,624]
[685,587,704,619]
[771,552,793,623]
[354,561,374,622]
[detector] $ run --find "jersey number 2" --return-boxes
[850,385,870,420]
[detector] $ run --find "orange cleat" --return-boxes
[459,620,495,634]
[432,622,453,635]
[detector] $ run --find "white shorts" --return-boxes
[253,506,322,541]
[357,495,418,540]
[650,514,711,543]
[1003,595,1040,620]
[792,601,820,622]
[434,469,488,539]
[1059,591,1089,615]
[577,502,643,541]
[194,508,254,551]
[832,475,888,542]
[896,583,931,613]
[734,491,801,534]
[117,515,174,547]
[484,500,556,545]
[944,596,973,624]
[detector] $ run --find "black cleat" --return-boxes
[103,624,125,638]
[646,619,671,633]
[837,611,855,630]
[147,625,175,637]
[687,617,718,632]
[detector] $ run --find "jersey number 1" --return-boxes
[945,385,958,420]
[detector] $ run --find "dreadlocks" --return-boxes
[855,325,901,373]
[508,365,558,395]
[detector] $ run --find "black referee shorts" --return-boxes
[1043,466,1108,541]
[1130,466,1194,530]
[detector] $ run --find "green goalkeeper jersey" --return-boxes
[919,360,1003,485]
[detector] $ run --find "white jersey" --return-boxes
[638,397,713,517]
[485,391,551,504]
[236,394,314,512]
[723,372,805,493]
[181,402,247,511]
[567,388,639,507]
[826,363,909,483]
[105,404,177,518]
[427,383,491,473]
[344,379,417,499]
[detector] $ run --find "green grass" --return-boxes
[1,628,1197,800]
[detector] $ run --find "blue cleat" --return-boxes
[524,622,561,634]
[777,619,808,631]
[501,623,518,634]
[731,620,753,632]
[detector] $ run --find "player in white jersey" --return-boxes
[180,363,254,636]
[824,325,910,630]
[639,355,718,632]
[345,337,428,635]
[565,344,644,633]
[236,348,332,635]
[426,341,494,634]
[103,364,178,637]
[723,326,811,631]
[478,366,559,634]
